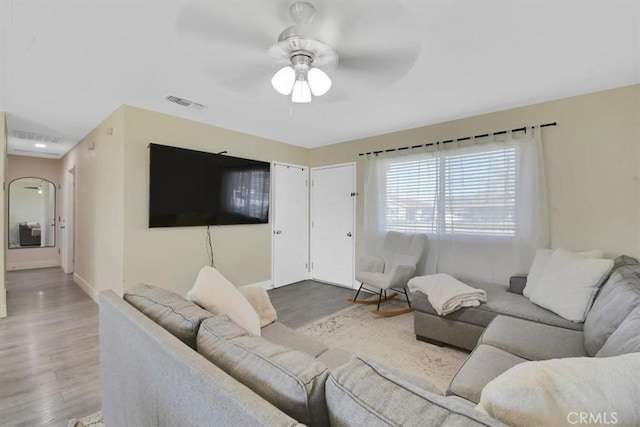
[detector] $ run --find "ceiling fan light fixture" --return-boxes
[307,67,331,96]
[291,79,312,103]
[271,66,296,95]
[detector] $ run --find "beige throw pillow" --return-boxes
[239,286,278,327]
[186,266,261,336]
[478,354,640,427]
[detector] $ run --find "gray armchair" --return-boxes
[353,231,427,316]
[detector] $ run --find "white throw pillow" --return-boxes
[239,286,278,328]
[478,354,640,427]
[187,266,261,336]
[528,248,613,322]
[524,248,603,298]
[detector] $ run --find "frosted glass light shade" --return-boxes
[271,66,295,95]
[307,67,332,96]
[291,79,312,103]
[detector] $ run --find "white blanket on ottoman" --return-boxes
[408,274,487,316]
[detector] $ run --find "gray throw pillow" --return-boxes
[124,284,212,349]
[197,316,330,427]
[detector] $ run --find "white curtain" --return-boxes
[363,127,549,286]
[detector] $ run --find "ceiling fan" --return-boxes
[174,0,421,104]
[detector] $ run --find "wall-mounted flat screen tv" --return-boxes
[149,143,270,228]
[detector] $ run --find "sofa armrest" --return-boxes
[99,291,301,427]
[509,275,528,295]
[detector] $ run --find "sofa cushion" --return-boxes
[527,248,613,322]
[326,357,503,427]
[447,344,526,404]
[124,284,212,349]
[414,282,582,331]
[197,316,330,427]
[478,354,640,427]
[480,316,586,361]
[597,305,640,357]
[316,348,353,371]
[612,254,640,270]
[583,265,640,356]
[261,321,328,358]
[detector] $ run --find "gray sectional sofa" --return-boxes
[416,257,640,404]
[100,256,640,426]
[100,286,503,426]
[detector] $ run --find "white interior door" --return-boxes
[311,164,355,288]
[272,163,308,288]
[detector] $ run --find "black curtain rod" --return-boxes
[358,122,557,157]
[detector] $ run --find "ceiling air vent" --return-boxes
[13,130,61,144]
[165,95,205,110]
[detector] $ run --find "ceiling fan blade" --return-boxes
[196,51,281,96]
[308,0,422,99]
[338,45,420,78]
[325,44,420,101]
[311,0,420,52]
[174,2,286,52]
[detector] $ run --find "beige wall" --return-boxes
[121,106,309,296]
[310,85,640,261]
[0,113,6,317]
[61,107,125,299]
[6,155,61,270]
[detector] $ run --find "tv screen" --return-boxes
[149,144,270,227]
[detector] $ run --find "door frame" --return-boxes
[271,161,309,288]
[310,162,357,289]
[61,166,75,274]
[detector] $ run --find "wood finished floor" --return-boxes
[0,268,100,427]
[268,280,371,329]
[0,270,364,425]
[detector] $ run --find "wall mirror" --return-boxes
[8,178,56,249]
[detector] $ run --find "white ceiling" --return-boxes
[0,0,638,159]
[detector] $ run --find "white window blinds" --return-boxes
[384,146,517,237]
[385,158,439,233]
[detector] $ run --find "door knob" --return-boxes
[347,232,352,237]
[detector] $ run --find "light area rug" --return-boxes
[296,298,469,393]
[68,411,103,427]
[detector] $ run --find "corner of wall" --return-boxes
[0,112,7,317]
[63,105,127,301]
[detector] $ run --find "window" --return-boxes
[224,170,270,221]
[384,146,517,237]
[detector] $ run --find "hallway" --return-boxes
[0,268,100,426]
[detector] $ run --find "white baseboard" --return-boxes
[73,273,99,304]
[241,280,274,290]
[0,304,6,318]
[7,260,60,271]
